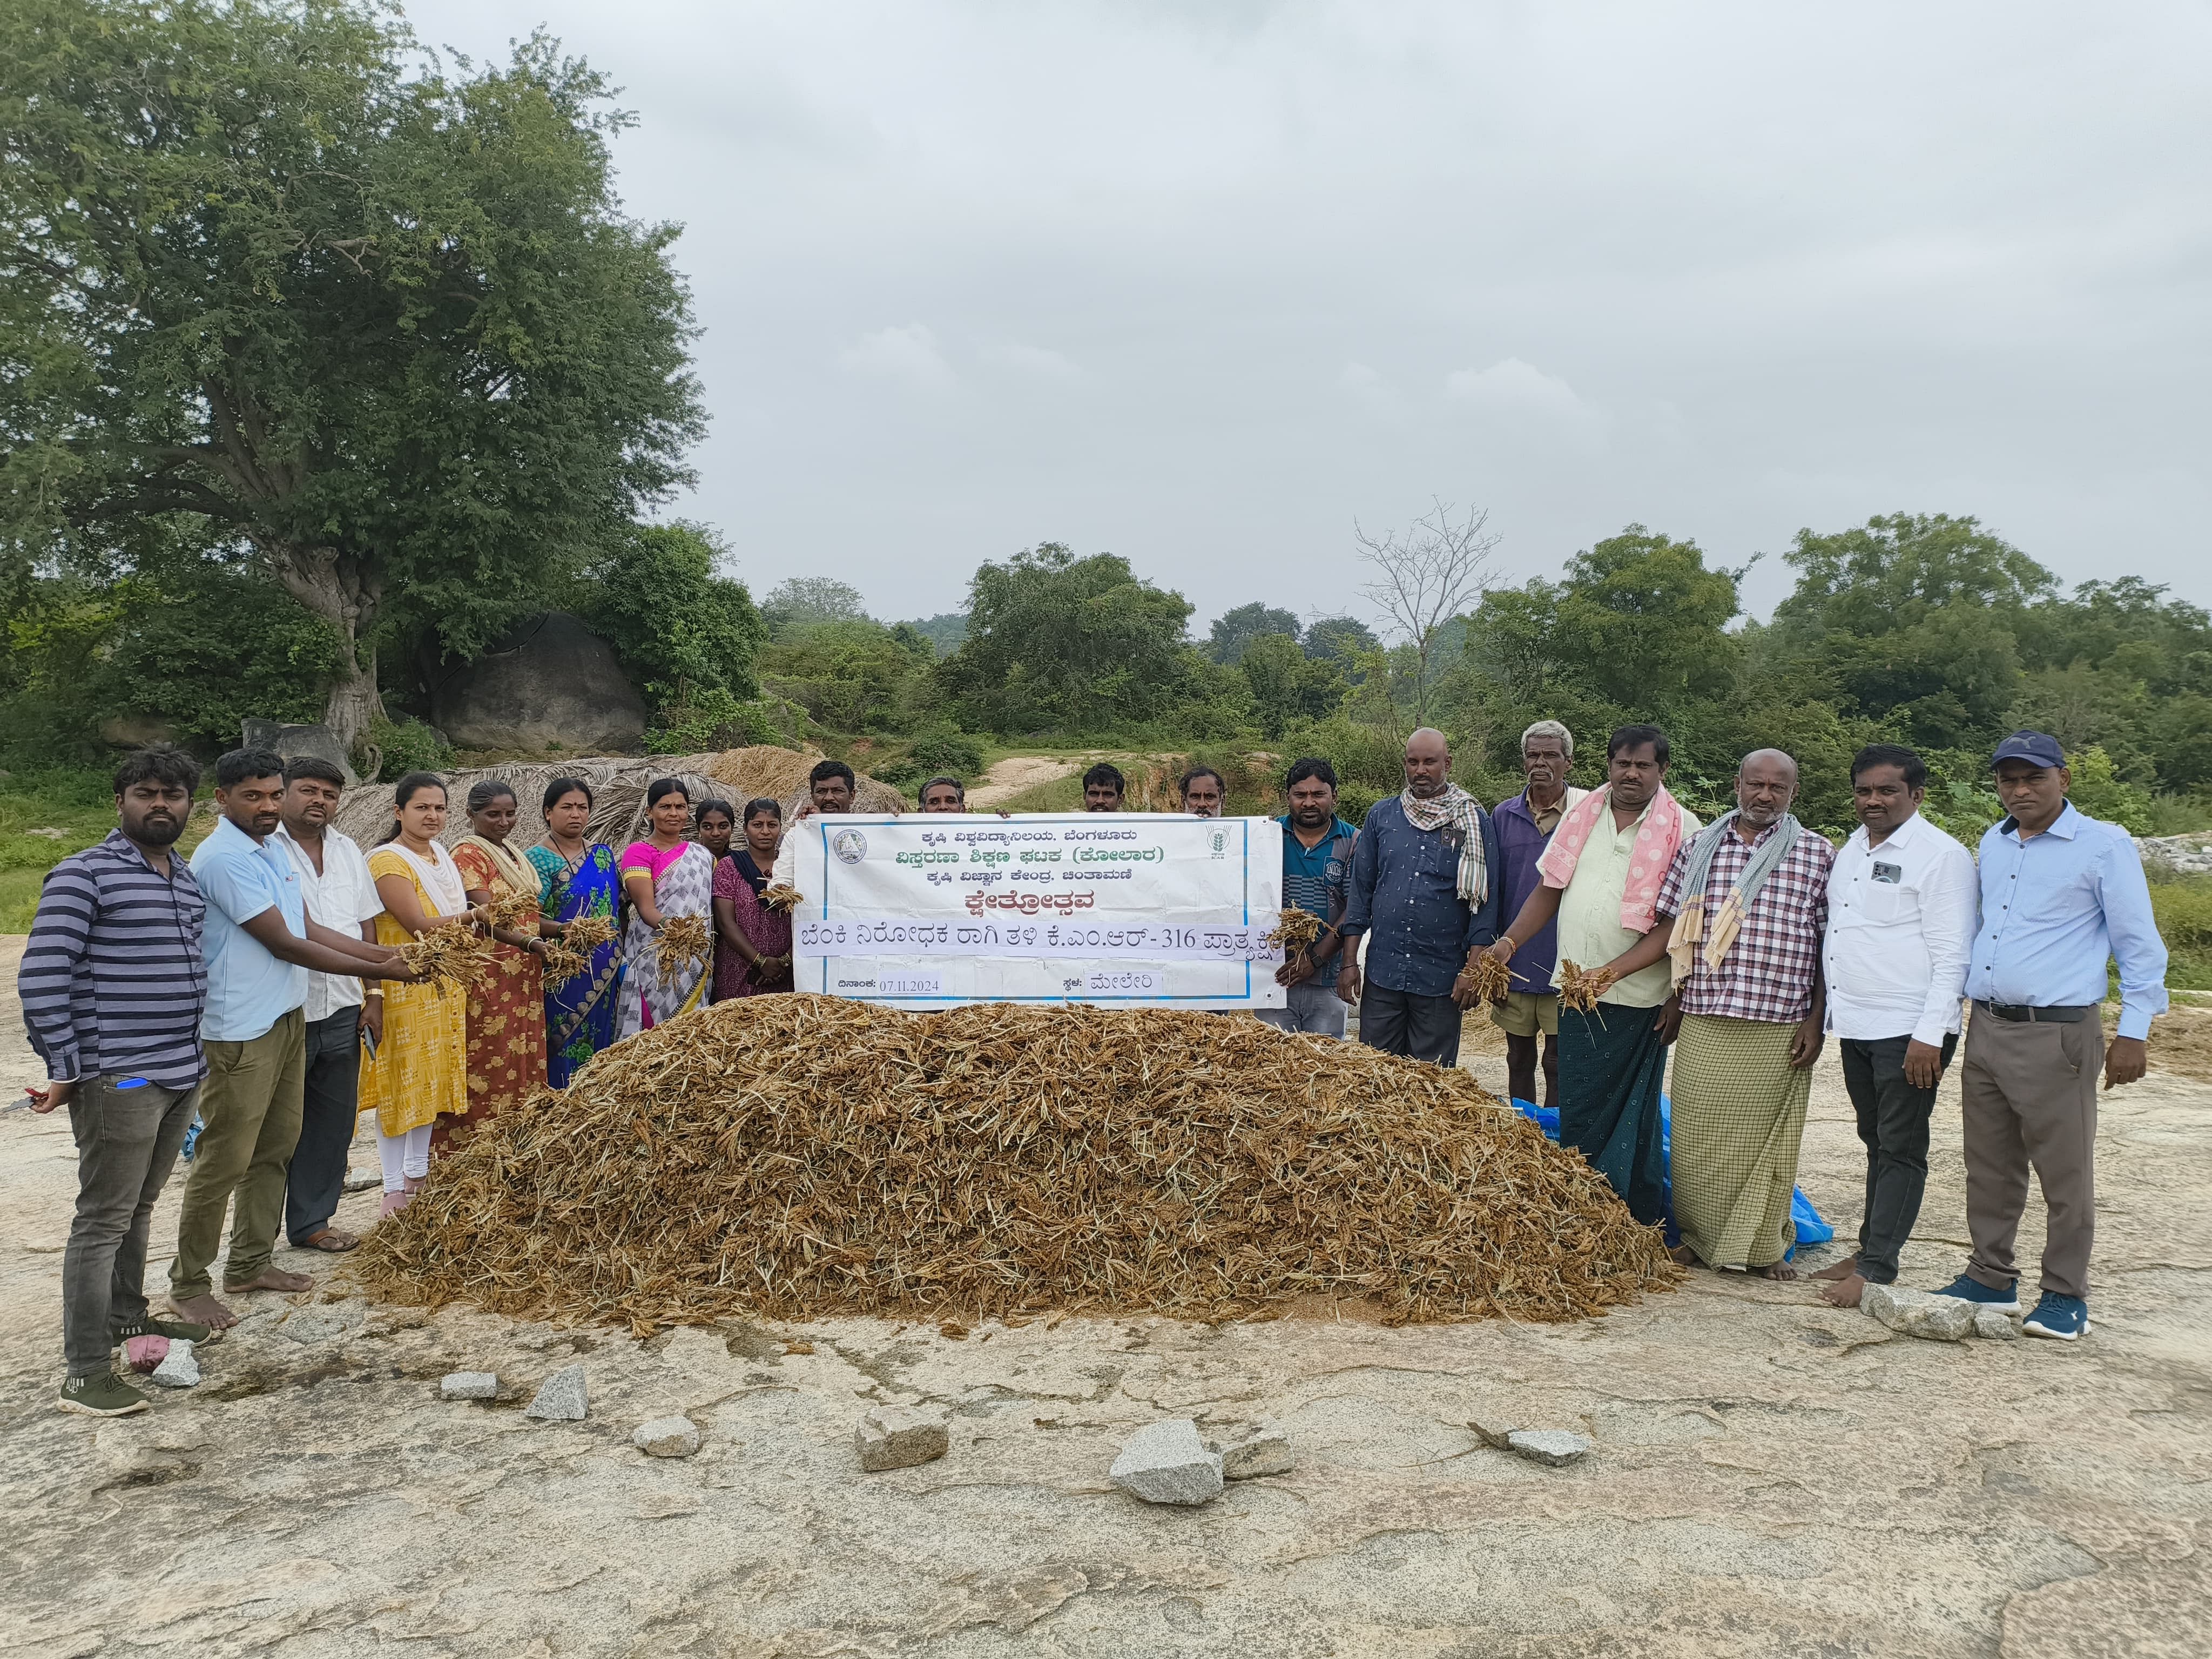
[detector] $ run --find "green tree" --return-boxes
[568,523,764,711]
[898,611,968,657]
[759,619,932,733]
[0,0,701,747]
[1769,514,2049,748]
[938,544,1214,734]
[1207,602,1300,665]
[1303,615,1381,673]
[763,577,873,635]
[1238,632,1347,738]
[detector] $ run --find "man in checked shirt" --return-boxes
[1593,749,1836,1278]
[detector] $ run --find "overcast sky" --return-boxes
[410,1,2212,631]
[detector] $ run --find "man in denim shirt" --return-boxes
[1336,729,1501,1066]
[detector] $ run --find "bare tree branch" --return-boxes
[1354,497,1501,726]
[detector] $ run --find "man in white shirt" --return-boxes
[272,758,385,1255]
[1812,744,1976,1308]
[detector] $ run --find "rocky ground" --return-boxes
[2,933,2207,1657]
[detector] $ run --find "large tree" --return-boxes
[937,544,1210,734]
[0,0,702,746]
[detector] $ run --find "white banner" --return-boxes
[785,813,1286,1009]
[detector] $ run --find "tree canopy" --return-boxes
[0,0,702,747]
[1206,602,1300,665]
[938,544,1230,736]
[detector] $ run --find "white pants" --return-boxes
[377,1123,432,1192]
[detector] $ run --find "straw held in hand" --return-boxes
[1557,957,1613,1014]
[759,883,803,914]
[1455,953,1514,1006]
[397,924,496,990]
[655,912,711,977]
[1263,906,1323,955]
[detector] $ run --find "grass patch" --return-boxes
[2149,871,2212,992]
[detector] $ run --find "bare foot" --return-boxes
[224,1266,313,1295]
[1808,1255,1859,1282]
[1668,1245,1701,1267]
[167,1292,238,1330]
[1816,1272,1867,1307]
[1755,1261,1800,1281]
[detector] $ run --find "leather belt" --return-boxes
[1974,1000,2094,1024]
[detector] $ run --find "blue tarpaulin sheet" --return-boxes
[1512,1096,1832,1257]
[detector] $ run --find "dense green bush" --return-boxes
[2,563,343,763]
[759,620,934,733]
[645,685,789,755]
[569,524,766,712]
[364,716,454,780]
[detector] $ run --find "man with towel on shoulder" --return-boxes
[1336,727,1501,1067]
[1597,748,1835,1277]
[1485,724,1697,1225]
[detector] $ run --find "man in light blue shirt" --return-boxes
[1932,731,2168,1343]
[169,750,409,1331]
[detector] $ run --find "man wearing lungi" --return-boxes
[1483,725,1698,1226]
[1599,748,1835,1276]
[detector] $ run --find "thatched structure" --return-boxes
[332,745,907,851]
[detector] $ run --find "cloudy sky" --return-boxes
[411,1,2211,630]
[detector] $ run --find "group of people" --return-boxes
[1273,719,2163,1343]
[23,748,845,1416]
[26,720,2168,1417]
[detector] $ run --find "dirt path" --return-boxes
[965,757,1080,808]
[3,935,2208,1655]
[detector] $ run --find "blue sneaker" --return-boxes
[2023,1292,2089,1341]
[1931,1273,2020,1314]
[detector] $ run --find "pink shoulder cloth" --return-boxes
[1534,784,1684,934]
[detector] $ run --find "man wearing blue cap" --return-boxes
[1934,731,2167,1340]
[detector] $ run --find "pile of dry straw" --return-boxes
[355,996,1680,1330]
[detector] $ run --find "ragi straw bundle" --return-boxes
[487,892,541,932]
[354,996,1680,1330]
[760,883,802,914]
[1457,953,1514,1006]
[1557,958,1610,1014]
[1263,906,1323,955]
[397,925,495,989]
[656,913,711,977]
[536,939,588,983]
[562,914,617,954]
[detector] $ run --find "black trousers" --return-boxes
[284,1009,363,1245]
[1358,982,1461,1068]
[1838,1031,1958,1285]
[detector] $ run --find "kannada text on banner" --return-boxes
[785,814,1286,1009]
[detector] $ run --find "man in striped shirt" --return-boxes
[22,747,217,1417]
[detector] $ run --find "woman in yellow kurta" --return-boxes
[360,772,471,1216]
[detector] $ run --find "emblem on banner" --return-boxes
[832,828,868,865]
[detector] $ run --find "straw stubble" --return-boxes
[397,925,495,990]
[656,913,711,978]
[355,996,1680,1331]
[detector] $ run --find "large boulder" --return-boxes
[241,718,358,786]
[429,613,647,755]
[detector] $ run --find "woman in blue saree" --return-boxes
[527,777,625,1086]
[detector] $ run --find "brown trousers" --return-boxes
[1960,1011,2101,1300]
